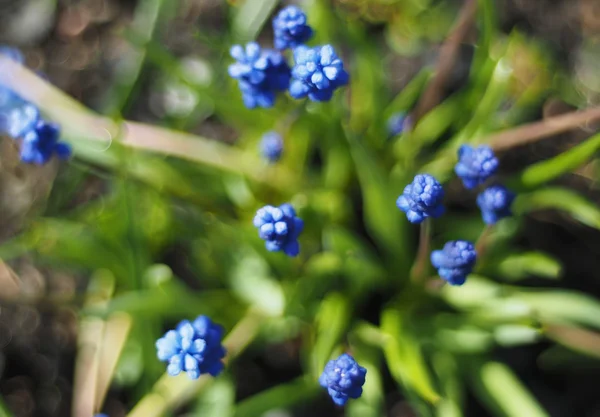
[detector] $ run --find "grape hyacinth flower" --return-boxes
[272,5,313,50]
[228,42,290,109]
[156,315,227,380]
[387,112,410,137]
[2,103,39,138]
[19,121,71,165]
[289,45,349,102]
[260,131,283,163]
[431,240,477,286]
[253,203,304,256]
[454,145,499,189]
[477,184,515,225]
[319,353,367,406]
[396,174,445,224]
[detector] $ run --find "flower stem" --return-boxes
[410,219,432,283]
[475,225,493,262]
[126,309,263,417]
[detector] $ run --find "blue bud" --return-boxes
[156,315,226,379]
[455,145,499,189]
[253,204,303,256]
[476,184,515,225]
[319,353,366,406]
[260,131,283,163]
[396,174,445,224]
[228,43,290,109]
[431,240,477,286]
[289,45,349,102]
[272,6,313,50]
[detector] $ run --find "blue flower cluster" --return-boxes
[319,353,367,406]
[396,174,445,224]
[0,46,71,165]
[454,145,514,225]
[430,240,477,286]
[289,45,349,102]
[454,145,498,189]
[253,203,304,256]
[260,131,283,163]
[272,6,313,50]
[156,315,226,379]
[229,6,348,108]
[395,144,517,285]
[477,184,515,225]
[228,43,291,109]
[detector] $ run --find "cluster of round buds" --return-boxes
[319,353,367,406]
[156,315,227,380]
[229,6,348,108]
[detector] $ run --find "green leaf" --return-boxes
[233,377,319,417]
[513,187,600,230]
[381,308,441,404]
[229,249,285,317]
[496,252,562,281]
[312,293,350,376]
[512,132,600,189]
[516,290,600,330]
[344,131,410,270]
[194,377,235,417]
[472,362,549,417]
[232,0,279,42]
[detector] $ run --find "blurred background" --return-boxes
[0,1,599,417]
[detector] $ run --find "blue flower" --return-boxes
[272,6,313,50]
[319,353,367,406]
[156,315,227,379]
[253,203,303,256]
[289,45,349,102]
[396,174,445,224]
[19,121,71,165]
[2,103,39,138]
[387,112,410,137]
[228,42,290,109]
[94,414,109,417]
[260,131,283,163]
[455,145,499,189]
[476,184,515,225]
[431,240,477,286]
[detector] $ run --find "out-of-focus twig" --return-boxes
[489,106,600,151]
[0,57,295,191]
[411,0,478,124]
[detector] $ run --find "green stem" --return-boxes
[126,309,263,417]
[410,219,432,283]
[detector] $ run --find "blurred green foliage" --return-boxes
[1,0,600,416]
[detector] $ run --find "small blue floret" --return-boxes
[396,174,445,224]
[19,121,71,165]
[431,240,477,286]
[387,112,410,137]
[272,6,313,50]
[156,315,227,380]
[228,42,290,109]
[319,353,367,406]
[476,184,515,225]
[455,145,499,189]
[253,203,303,256]
[260,131,283,163]
[3,103,39,138]
[289,45,349,102]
